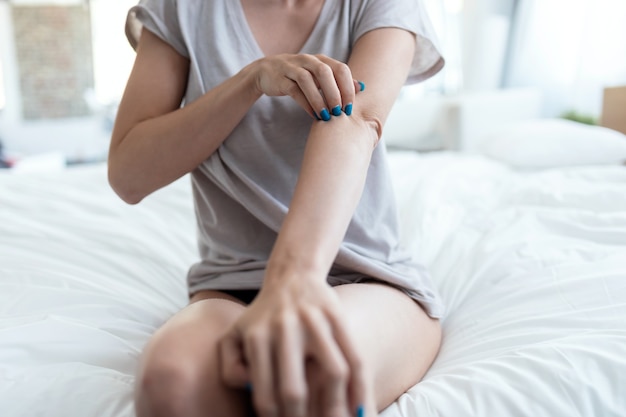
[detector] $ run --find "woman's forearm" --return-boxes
[109,64,261,204]
[265,114,380,282]
[263,29,415,283]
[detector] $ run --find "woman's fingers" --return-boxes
[244,327,279,417]
[285,66,328,119]
[304,57,345,118]
[218,282,372,417]
[306,359,322,417]
[315,55,357,116]
[298,54,356,119]
[258,53,363,120]
[218,330,250,388]
[328,313,370,417]
[282,77,317,119]
[276,313,308,417]
[303,309,351,417]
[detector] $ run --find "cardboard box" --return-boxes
[601,86,626,135]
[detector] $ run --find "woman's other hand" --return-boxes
[219,272,372,417]
[249,54,364,121]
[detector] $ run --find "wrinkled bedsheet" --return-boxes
[1,151,625,417]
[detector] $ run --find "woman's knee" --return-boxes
[135,352,202,417]
[134,299,247,417]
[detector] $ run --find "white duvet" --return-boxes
[1,151,625,417]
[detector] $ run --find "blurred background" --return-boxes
[0,0,625,167]
[0,0,136,166]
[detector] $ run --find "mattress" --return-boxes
[1,151,625,416]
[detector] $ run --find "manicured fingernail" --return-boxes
[357,405,365,417]
[358,81,366,92]
[320,108,331,121]
[314,112,321,121]
[344,103,353,116]
[331,105,342,117]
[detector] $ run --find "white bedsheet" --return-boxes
[1,151,625,417]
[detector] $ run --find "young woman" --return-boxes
[109,1,446,416]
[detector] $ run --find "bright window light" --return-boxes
[90,0,138,106]
[0,59,5,110]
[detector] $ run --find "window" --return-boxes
[90,0,137,106]
[506,0,626,117]
[0,59,5,110]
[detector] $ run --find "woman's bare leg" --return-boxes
[134,290,250,417]
[134,283,440,417]
[334,282,442,412]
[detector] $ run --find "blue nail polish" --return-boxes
[331,105,342,117]
[357,405,365,417]
[344,103,353,116]
[314,112,321,121]
[320,108,331,121]
[358,81,366,92]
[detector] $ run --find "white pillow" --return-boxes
[479,118,626,169]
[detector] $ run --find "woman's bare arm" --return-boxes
[108,29,261,204]
[220,27,417,417]
[110,29,364,204]
[268,27,416,275]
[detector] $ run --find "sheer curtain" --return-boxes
[504,0,626,118]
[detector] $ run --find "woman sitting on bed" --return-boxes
[108,1,445,416]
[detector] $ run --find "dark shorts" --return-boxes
[221,289,260,305]
[219,278,391,306]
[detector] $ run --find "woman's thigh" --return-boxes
[333,282,442,411]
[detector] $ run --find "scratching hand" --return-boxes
[250,53,365,121]
[219,274,371,417]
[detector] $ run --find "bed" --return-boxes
[2,126,626,416]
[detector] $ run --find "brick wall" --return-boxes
[12,5,94,120]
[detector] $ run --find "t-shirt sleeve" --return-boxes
[126,0,189,58]
[352,0,444,84]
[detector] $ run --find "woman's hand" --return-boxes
[219,273,371,417]
[249,54,364,121]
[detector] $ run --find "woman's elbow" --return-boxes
[107,163,145,205]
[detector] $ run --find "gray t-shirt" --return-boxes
[129,0,445,318]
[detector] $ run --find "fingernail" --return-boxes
[358,81,366,92]
[245,382,253,392]
[314,112,321,121]
[344,103,353,116]
[320,108,331,121]
[356,404,365,417]
[331,105,342,117]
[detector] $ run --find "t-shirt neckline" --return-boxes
[229,0,332,58]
